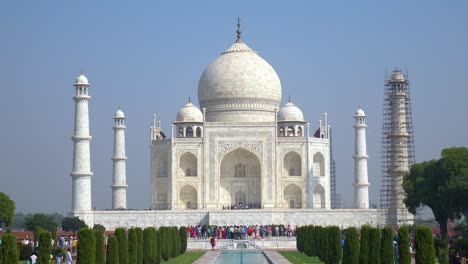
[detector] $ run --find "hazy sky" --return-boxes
[2,1,467,214]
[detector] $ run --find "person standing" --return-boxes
[65,248,73,264]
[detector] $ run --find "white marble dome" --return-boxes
[114,109,125,118]
[354,107,366,117]
[391,70,405,82]
[75,73,89,85]
[278,102,305,122]
[198,39,282,122]
[176,102,203,123]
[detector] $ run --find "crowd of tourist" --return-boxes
[222,203,262,210]
[186,224,296,240]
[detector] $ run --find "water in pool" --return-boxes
[215,251,270,264]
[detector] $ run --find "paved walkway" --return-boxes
[192,250,221,264]
[263,250,292,264]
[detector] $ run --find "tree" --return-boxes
[37,230,52,264]
[0,233,19,264]
[143,227,156,264]
[106,235,119,264]
[342,227,359,264]
[155,229,162,264]
[368,227,381,264]
[327,226,342,264]
[77,228,96,264]
[359,225,371,264]
[381,226,394,264]
[115,228,128,264]
[95,230,105,264]
[93,224,106,232]
[134,227,143,264]
[160,227,170,261]
[179,226,187,254]
[172,227,180,258]
[398,226,411,264]
[0,192,15,228]
[62,216,87,232]
[128,228,138,264]
[24,213,58,239]
[404,147,468,237]
[415,225,435,264]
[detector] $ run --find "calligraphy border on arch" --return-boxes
[217,141,263,158]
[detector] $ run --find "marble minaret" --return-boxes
[71,72,93,211]
[112,109,128,209]
[353,107,370,209]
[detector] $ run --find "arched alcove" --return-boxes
[283,151,301,176]
[156,184,168,209]
[313,152,325,176]
[313,184,325,209]
[284,184,302,208]
[180,185,197,209]
[156,154,168,177]
[179,152,197,177]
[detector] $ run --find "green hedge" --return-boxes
[368,227,381,264]
[342,227,359,264]
[398,226,411,264]
[179,226,187,254]
[155,229,162,264]
[135,227,143,264]
[327,226,342,264]
[171,227,180,258]
[37,230,52,264]
[95,230,105,264]
[359,225,371,264]
[160,227,169,261]
[0,233,19,264]
[435,238,449,264]
[415,225,435,264]
[77,228,96,264]
[143,227,156,264]
[106,235,119,264]
[128,228,138,264]
[115,227,128,264]
[381,226,394,264]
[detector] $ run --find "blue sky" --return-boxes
[1,1,467,214]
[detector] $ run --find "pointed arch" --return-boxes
[284,184,302,209]
[179,152,197,177]
[283,151,301,176]
[180,185,197,209]
[313,152,325,176]
[186,127,194,137]
[313,184,325,209]
[287,126,295,137]
[196,127,202,137]
[297,126,303,137]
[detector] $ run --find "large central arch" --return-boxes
[219,148,261,207]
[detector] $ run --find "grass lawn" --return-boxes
[280,251,324,264]
[162,251,206,264]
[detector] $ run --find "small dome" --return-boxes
[390,69,405,82]
[278,102,304,122]
[176,102,203,123]
[114,109,125,118]
[75,73,89,85]
[354,107,366,117]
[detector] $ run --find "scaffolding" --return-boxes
[329,127,339,209]
[380,68,416,223]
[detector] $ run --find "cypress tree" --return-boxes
[302,226,309,256]
[128,228,138,264]
[155,229,162,264]
[381,226,394,264]
[77,228,96,264]
[309,225,316,257]
[320,226,329,263]
[415,225,435,264]
[160,227,170,261]
[94,229,105,264]
[316,226,323,261]
[37,230,52,264]
[0,233,19,264]
[342,227,359,264]
[179,226,187,254]
[359,225,371,264]
[296,226,303,252]
[115,227,128,264]
[135,227,143,264]
[435,238,449,264]
[106,235,119,264]
[398,225,411,264]
[368,227,381,264]
[328,226,342,264]
[143,227,156,264]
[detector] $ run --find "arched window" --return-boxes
[196,127,202,137]
[179,127,183,138]
[235,191,246,205]
[287,126,295,137]
[279,127,285,137]
[185,168,191,176]
[297,126,303,137]
[234,163,246,177]
[186,127,193,137]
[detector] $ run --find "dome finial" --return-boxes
[236,16,242,43]
[188,96,191,103]
[288,95,291,103]
[80,68,84,75]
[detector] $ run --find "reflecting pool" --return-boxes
[214,251,270,264]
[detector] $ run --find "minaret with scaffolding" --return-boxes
[380,67,415,225]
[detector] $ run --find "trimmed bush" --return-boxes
[316,226,324,261]
[115,227,128,264]
[0,233,19,264]
[135,227,143,264]
[37,230,52,264]
[327,226,342,264]
[179,226,187,254]
[18,244,33,261]
[106,235,119,264]
[398,225,411,264]
[359,225,371,264]
[368,227,381,264]
[309,225,317,257]
[160,227,169,261]
[128,228,138,264]
[172,227,180,258]
[143,227,155,264]
[155,229,162,264]
[435,238,449,264]
[77,228,96,264]
[95,229,105,264]
[381,226,394,264]
[415,225,435,264]
[342,227,359,264]
[296,226,304,252]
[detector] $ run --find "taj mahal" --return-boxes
[71,20,413,229]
